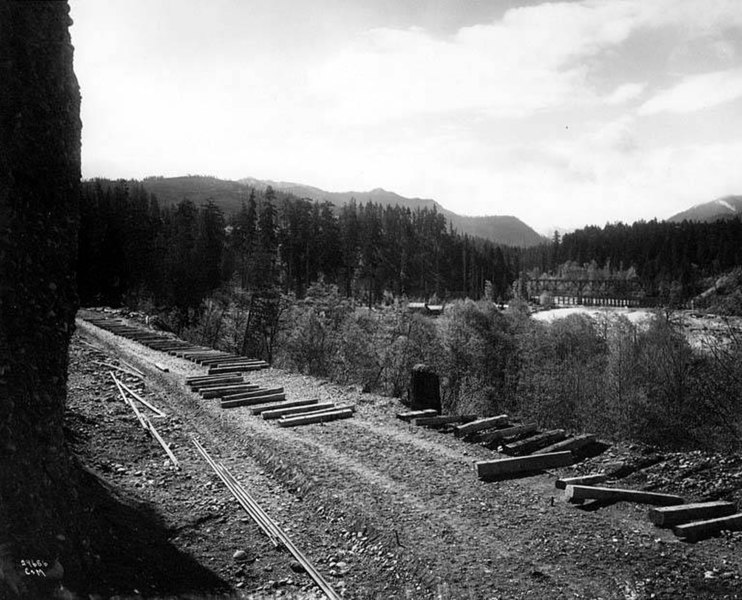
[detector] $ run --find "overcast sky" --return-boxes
[69,0,742,232]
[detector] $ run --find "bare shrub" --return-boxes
[515,314,607,431]
[275,281,354,377]
[436,300,518,416]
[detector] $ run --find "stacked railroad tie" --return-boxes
[555,475,742,542]
[186,374,355,427]
[80,313,269,373]
[397,409,609,479]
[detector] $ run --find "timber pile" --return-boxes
[397,404,608,479]
[184,373,355,427]
[80,313,269,373]
[555,475,742,542]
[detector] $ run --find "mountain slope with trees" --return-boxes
[139,175,544,247]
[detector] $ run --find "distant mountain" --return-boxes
[240,177,545,247]
[668,195,742,223]
[138,175,543,247]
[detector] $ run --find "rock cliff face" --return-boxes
[0,1,82,596]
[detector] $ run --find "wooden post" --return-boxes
[396,409,438,422]
[411,415,477,427]
[534,434,595,455]
[674,514,742,542]
[277,408,354,427]
[564,485,684,506]
[453,415,508,438]
[502,429,566,456]
[648,502,736,528]
[555,474,607,490]
[251,398,319,415]
[262,402,337,420]
[477,423,537,446]
[476,452,573,480]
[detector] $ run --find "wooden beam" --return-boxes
[209,364,268,374]
[221,392,286,408]
[564,485,684,506]
[199,384,261,399]
[476,452,573,480]
[251,398,319,415]
[188,377,244,391]
[502,429,566,456]
[221,387,284,401]
[674,514,742,542]
[555,474,607,490]
[411,415,477,427]
[453,415,509,438]
[535,434,596,455]
[262,402,337,420]
[477,423,537,446]
[277,408,354,428]
[649,501,736,528]
[186,374,240,385]
[396,409,438,422]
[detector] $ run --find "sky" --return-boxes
[69,0,742,232]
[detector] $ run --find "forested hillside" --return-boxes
[78,179,519,321]
[140,175,544,247]
[79,179,742,319]
[523,218,742,306]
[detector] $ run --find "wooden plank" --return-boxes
[535,434,596,455]
[564,485,684,506]
[221,387,284,401]
[199,384,261,399]
[209,364,267,374]
[649,501,736,528]
[262,402,337,420]
[277,408,354,428]
[502,429,566,456]
[555,474,607,490]
[186,374,240,385]
[221,393,286,408]
[674,513,742,542]
[188,377,244,391]
[411,415,477,427]
[251,398,319,415]
[396,409,438,422]
[477,423,537,446]
[477,452,573,480]
[453,415,509,438]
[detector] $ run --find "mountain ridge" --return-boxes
[668,195,742,223]
[239,177,544,247]
[139,175,545,247]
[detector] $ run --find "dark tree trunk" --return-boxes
[0,1,83,596]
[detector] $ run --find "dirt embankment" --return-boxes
[65,317,742,599]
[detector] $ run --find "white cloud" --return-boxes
[604,82,646,104]
[639,68,742,115]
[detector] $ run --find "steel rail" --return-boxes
[192,439,280,547]
[110,372,147,429]
[117,378,166,417]
[191,438,341,600]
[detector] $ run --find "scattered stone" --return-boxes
[233,550,248,562]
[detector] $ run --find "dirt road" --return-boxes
[68,318,742,599]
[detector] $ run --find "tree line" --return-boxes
[78,179,519,321]
[79,179,742,321]
[520,218,742,304]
